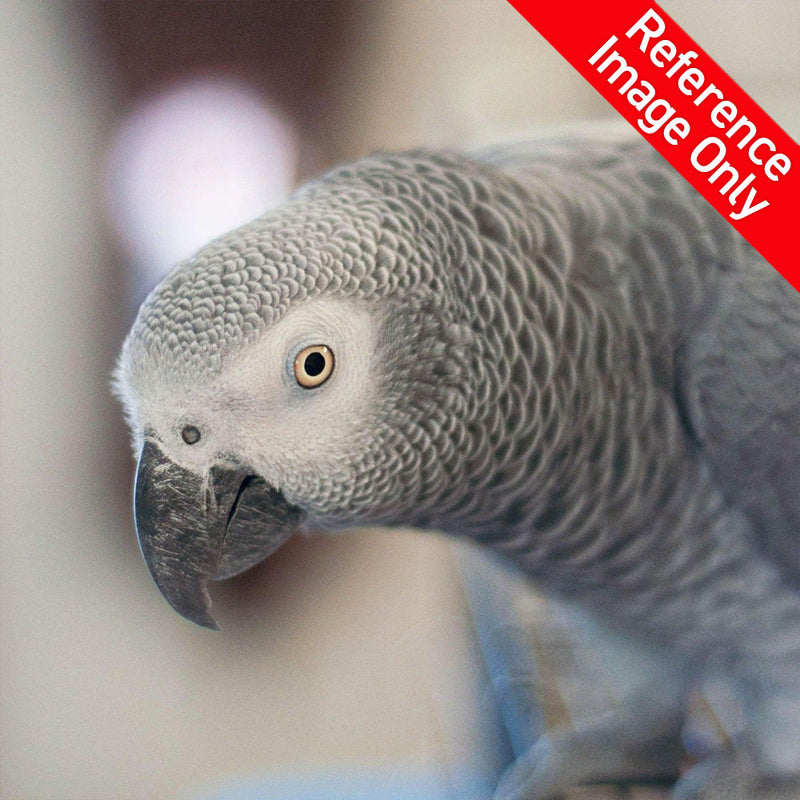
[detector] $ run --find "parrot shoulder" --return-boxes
[677,251,800,589]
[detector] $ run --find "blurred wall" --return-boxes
[1,2,797,799]
[324,0,799,155]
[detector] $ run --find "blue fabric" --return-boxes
[193,765,494,800]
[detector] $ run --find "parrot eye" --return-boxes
[294,345,334,389]
[181,425,201,445]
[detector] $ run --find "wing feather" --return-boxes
[678,255,800,588]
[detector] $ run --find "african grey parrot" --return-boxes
[115,135,800,799]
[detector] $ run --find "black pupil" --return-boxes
[304,351,326,377]
[182,425,201,445]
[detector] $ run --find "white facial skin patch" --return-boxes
[127,297,381,510]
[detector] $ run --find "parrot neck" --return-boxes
[415,158,800,679]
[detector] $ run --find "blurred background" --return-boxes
[1,2,797,798]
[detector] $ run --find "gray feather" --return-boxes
[119,136,800,792]
[121,139,800,658]
[678,253,800,590]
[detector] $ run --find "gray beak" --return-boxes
[134,439,303,629]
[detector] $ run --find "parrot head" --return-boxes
[119,294,384,629]
[115,152,524,628]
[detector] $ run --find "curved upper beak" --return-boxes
[134,439,303,629]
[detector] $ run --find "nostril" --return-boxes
[182,425,201,445]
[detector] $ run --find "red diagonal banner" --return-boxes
[508,0,799,292]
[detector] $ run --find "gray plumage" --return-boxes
[116,136,800,799]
